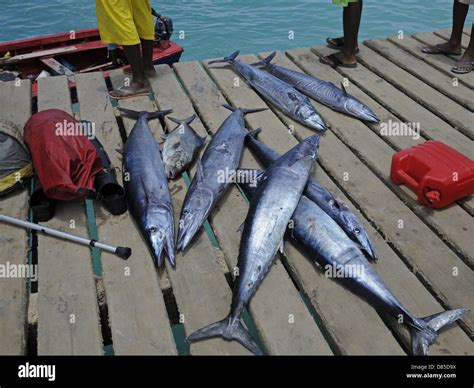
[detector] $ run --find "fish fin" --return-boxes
[246,128,262,138]
[250,52,277,67]
[118,108,173,120]
[160,134,167,141]
[222,104,267,115]
[340,82,348,97]
[195,159,205,182]
[410,308,470,355]
[236,222,244,234]
[115,148,123,155]
[197,135,208,147]
[278,239,285,254]
[168,114,197,126]
[208,51,240,65]
[187,316,264,355]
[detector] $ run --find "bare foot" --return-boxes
[422,42,462,55]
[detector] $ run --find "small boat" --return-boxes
[0,28,183,96]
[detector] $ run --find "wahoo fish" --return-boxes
[162,114,207,179]
[209,51,327,132]
[255,52,379,123]
[176,105,264,251]
[120,108,176,267]
[187,135,320,355]
[239,170,468,355]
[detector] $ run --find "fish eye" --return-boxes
[149,226,158,234]
[354,228,361,235]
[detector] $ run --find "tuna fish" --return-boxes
[255,52,380,123]
[120,108,176,267]
[176,105,264,251]
[239,169,469,356]
[245,134,377,261]
[186,135,321,355]
[209,51,327,132]
[162,114,207,179]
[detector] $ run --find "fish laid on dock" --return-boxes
[187,135,320,355]
[176,105,264,251]
[246,134,378,261]
[162,114,207,179]
[239,169,469,355]
[120,108,176,267]
[255,52,380,123]
[209,51,327,132]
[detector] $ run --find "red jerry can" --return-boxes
[391,141,474,209]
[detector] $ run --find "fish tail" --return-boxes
[222,104,267,115]
[410,308,469,355]
[186,316,264,355]
[167,114,197,126]
[251,51,277,68]
[118,108,173,120]
[246,128,262,138]
[208,51,240,65]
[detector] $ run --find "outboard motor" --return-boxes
[152,8,174,42]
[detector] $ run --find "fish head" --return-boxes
[345,100,380,123]
[296,104,327,132]
[177,187,213,251]
[141,206,175,267]
[336,201,377,261]
[165,160,184,180]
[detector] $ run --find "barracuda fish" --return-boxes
[239,169,469,356]
[254,52,380,123]
[209,51,327,132]
[120,108,176,267]
[176,105,264,251]
[187,135,320,355]
[162,114,207,179]
[246,134,377,261]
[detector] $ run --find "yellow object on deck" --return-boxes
[96,0,155,46]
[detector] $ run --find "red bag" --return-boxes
[24,109,103,201]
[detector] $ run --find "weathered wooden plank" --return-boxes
[155,62,332,355]
[180,58,404,355]
[75,72,177,355]
[434,28,471,49]
[288,48,474,268]
[394,34,474,89]
[365,39,473,111]
[0,79,31,355]
[36,76,103,355]
[109,70,249,355]
[346,45,474,139]
[247,52,474,338]
[310,45,474,215]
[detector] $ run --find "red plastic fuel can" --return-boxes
[390,141,474,209]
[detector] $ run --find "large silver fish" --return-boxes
[245,134,377,261]
[120,108,176,267]
[162,114,207,179]
[176,105,264,251]
[239,170,469,355]
[255,52,379,123]
[186,135,320,355]
[209,51,327,132]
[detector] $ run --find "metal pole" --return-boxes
[0,214,131,260]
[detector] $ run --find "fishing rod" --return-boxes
[0,214,131,260]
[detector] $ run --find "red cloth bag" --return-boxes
[24,109,103,201]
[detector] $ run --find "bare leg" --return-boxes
[110,44,151,99]
[140,39,157,77]
[422,0,468,55]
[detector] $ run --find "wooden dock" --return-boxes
[0,28,473,356]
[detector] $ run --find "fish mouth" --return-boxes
[302,112,327,132]
[297,134,321,159]
[176,197,213,251]
[143,211,176,267]
[361,109,380,123]
[357,233,378,262]
[165,165,179,180]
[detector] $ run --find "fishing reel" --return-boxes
[152,9,174,42]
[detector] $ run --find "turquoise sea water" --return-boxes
[0,0,472,61]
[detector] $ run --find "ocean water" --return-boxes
[0,0,472,61]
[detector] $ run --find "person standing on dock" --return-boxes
[96,0,157,99]
[421,0,473,74]
[320,0,362,68]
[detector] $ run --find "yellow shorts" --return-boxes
[96,0,155,46]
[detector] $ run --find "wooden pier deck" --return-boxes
[0,28,473,356]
